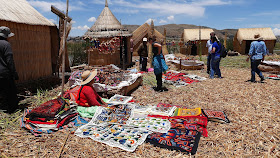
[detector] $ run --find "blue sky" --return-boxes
[27,0,280,37]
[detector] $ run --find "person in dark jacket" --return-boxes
[0,26,19,113]
[137,38,148,71]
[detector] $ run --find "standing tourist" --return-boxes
[210,36,222,79]
[137,38,148,71]
[246,34,266,82]
[0,26,19,113]
[149,37,168,92]
[206,32,216,74]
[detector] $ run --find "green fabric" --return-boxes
[77,98,108,118]
[77,106,99,118]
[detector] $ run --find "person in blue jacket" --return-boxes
[210,36,221,79]
[246,34,266,82]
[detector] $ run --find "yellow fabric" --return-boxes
[177,107,202,116]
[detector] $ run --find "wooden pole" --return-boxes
[199,26,202,61]
[61,0,69,95]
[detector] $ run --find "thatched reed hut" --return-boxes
[233,28,276,54]
[132,22,167,56]
[180,29,214,56]
[0,0,59,82]
[84,0,132,67]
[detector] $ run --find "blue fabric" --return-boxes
[212,42,221,57]
[251,59,264,81]
[210,55,221,78]
[152,54,168,75]
[249,41,267,60]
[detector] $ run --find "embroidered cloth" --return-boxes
[202,109,230,123]
[90,104,134,126]
[107,94,133,105]
[128,117,171,133]
[173,108,202,116]
[75,124,150,152]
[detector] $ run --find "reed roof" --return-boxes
[132,23,164,45]
[84,0,131,38]
[0,0,55,26]
[183,29,214,41]
[236,28,276,43]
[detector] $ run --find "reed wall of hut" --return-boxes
[181,40,208,55]
[0,21,56,82]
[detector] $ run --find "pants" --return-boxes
[155,73,162,89]
[0,78,18,113]
[141,57,148,71]
[210,55,221,78]
[251,59,264,81]
[207,53,211,73]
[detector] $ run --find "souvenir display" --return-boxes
[163,71,199,87]
[150,106,177,116]
[107,94,133,105]
[75,124,150,152]
[173,108,202,116]
[266,75,280,80]
[202,109,230,123]
[128,117,171,133]
[90,104,134,126]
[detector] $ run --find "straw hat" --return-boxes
[254,34,263,40]
[80,70,97,85]
[0,26,14,38]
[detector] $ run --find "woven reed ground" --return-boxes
[1,55,280,158]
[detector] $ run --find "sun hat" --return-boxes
[80,70,97,85]
[0,26,14,38]
[254,34,263,40]
[143,37,147,42]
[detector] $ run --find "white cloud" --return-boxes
[96,0,232,17]
[88,17,97,22]
[71,20,76,24]
[146,18,156,24]
[48,18,57,24]
[73,25,90,31]
[273,28,280,36]
[167,15,174,21]
[27,0,84,12]
[159,20,167,24]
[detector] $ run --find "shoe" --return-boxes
[160,87,168,92]
[261,77,265,82]
[246,80,256,83]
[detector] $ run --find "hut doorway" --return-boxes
[191,43,197,56]
[245,40,253,54]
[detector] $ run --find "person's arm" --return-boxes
[247,42,254,62]
[262,43,267,61]
[153,43,162,55]
[137,44,143,56]
[212,46,216,54]
[4,43,18,80]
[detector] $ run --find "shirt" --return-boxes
[249,41,267,60]
[0,39,18,79]
[76,85,103,107]
[206,40,213,54]
[212,42,221,57]
[137,43,148,57]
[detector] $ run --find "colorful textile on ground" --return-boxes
[20,109,78,136]
[59,115,90,133]
[163,71,199,87]
[107,94,133,105]
[150,106,177,116]
[148,115,208,137]
[146,125,201,154]
[173,108,202,116]
[128,117,171,133]
[202,109,230,123]
[77,106,100,118]
[75,124,150,152]
[266,75,280,80]
[91,104,134,126]
[63,86,80,102]
[156,103,183,108]
[27,97,69,120]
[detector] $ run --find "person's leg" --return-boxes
[210,55,215,79]
[0,78,18,113]
[142,57,147,71]
[255,60,264,81]
[251,60,257,82]
[215,57,221,78]
[155,73,162,90]
[207,54,211,74]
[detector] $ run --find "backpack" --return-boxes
[219,43,228,58]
